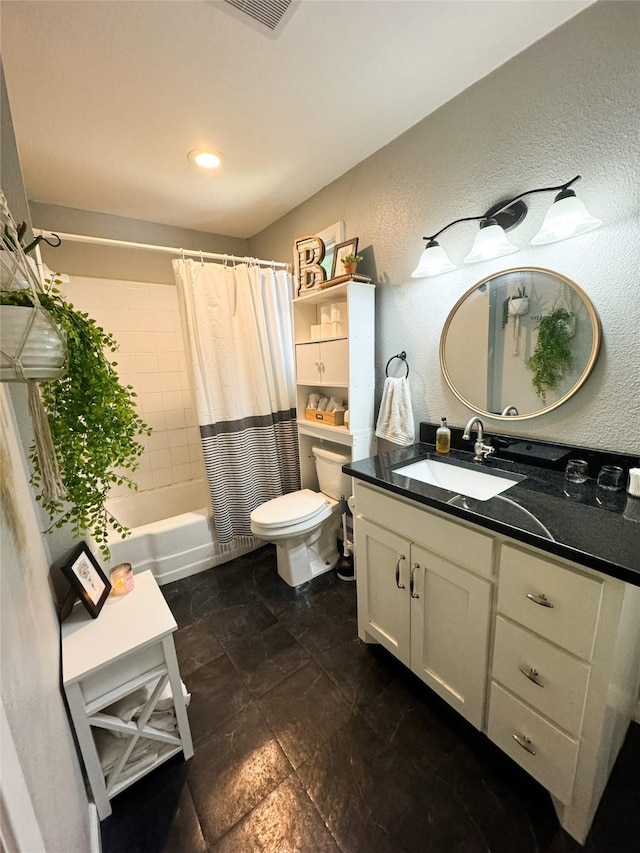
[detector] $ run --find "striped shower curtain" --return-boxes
[173,259,300,543]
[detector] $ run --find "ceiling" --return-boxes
[1,0,593,238]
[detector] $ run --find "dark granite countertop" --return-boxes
[344,443,640,587]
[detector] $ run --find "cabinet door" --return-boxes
[319,338,349,386]
[295,342,321,384]
[355,517,411,666]
[409,544,492,729]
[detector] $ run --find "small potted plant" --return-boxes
[341,253,363,276]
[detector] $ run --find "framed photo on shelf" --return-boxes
[331,238,359,279]
[60,541,111,619]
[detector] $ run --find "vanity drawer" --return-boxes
[488,682,579,804]
[492,616,590,736]
[497,545,602,660]
[355,483,494,578]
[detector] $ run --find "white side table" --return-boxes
[61,570,193,819]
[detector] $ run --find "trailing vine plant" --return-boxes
[526,308,574,404]
[1,278,150,557]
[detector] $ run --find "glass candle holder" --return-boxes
[564,459,589,484]
[110,563,134,596]
[597,465,624,492]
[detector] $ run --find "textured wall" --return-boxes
[250,1,640,455]
[1,64,91,851]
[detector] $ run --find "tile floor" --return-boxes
[101,545,639,853]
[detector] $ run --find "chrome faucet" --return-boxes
[501,405,519,416]
[463,416,495,462]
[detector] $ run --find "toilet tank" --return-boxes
[312,445,351,501]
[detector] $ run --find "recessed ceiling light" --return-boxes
[188,149,223,170]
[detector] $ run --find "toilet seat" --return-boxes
[250,489,337,539]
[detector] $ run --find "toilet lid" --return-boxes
[251,489,329,529]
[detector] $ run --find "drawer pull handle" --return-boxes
[512,733,537,756]
[518,665,544,687]
[395,555,406,590]
[410,563,420,598]
[526,592,554,608]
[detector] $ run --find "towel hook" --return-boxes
[385,351,409,378]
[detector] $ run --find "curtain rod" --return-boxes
[33,229,289,269]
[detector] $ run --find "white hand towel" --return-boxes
[375,376,415,446]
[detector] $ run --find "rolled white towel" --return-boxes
[148,710,178,732]
[95,731,158,773]
[118,751,159,782]
[103,687,148,723]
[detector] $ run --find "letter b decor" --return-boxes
[294,235,326,295]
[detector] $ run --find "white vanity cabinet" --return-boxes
[355,484,494,729]
[353,480,640,844]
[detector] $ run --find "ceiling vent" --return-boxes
[212,0,298,36]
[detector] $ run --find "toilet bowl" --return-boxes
[250,446,351,587]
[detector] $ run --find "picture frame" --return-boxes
[330,238,359,279]
[60,541,111,619]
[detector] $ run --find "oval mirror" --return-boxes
[440,267,601,420]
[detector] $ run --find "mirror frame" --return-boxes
[439,266,602,421]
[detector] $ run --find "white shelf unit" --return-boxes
[61,571,193,819]
[292,281,376,489]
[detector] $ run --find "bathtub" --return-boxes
[105,480,257,585]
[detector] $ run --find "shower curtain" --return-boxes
[173,259,300,543]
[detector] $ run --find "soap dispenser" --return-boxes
[436,417,451,454]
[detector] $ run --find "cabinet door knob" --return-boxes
[518,665,544,687]
[410,562,420,598]
[395,555,406,589]
[526,592,554,608]
[512,732,537,756]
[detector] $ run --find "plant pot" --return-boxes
[343,262,358,276]
[0,305,67,381]
[508,296,529,317]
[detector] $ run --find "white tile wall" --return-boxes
[63,276,204,496]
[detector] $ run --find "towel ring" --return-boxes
[385,351,409,378]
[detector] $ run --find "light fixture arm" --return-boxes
[423,175,582,243]
[489,175,581,220]
[425,214,488,243]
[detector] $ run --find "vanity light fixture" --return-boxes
[188,149,223,169]
[411,175,600,278]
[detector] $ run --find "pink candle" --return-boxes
[109,563,134,596]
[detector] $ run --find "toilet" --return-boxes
[250,445,351,587]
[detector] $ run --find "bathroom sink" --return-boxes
[393,457,525,501]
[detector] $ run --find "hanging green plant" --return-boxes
[0,278,150,557]
[526,308,574,404]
